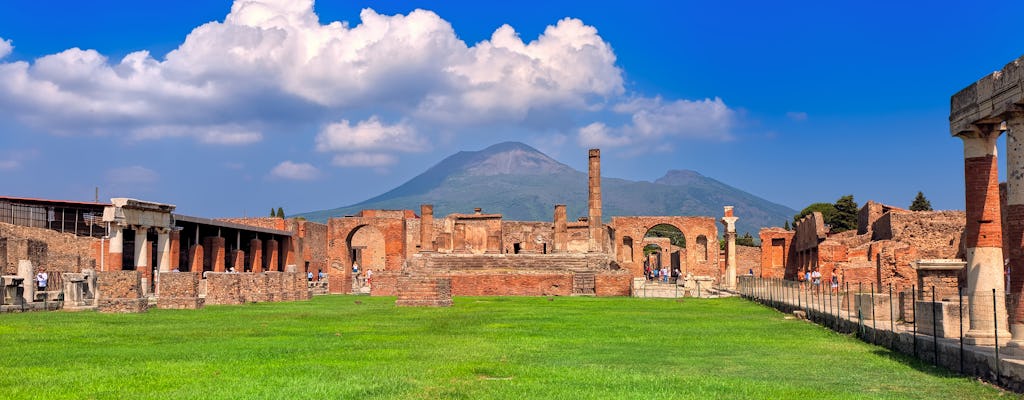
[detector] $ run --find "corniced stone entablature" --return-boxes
[950,54,1024,135]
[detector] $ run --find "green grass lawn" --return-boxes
[0,296,1010,399]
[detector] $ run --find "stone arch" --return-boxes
[347,224,386,272]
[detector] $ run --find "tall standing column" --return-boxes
[960,127,1011,345]
[107,225,124,271]
[553,204,568,253]
[250,238,263,273]
[721,206,739,290]
[1004,112,1024,350]
[588,149,603,252]
[209,236,226,273]
[134,226,151,295]
[266,239,279,272]
[420,204,435,252]
[156,229,171,272]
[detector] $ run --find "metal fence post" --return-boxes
[889,283,895,348]
[912,284,917,358]
[931,286,938,368]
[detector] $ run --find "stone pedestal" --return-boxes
[17,260,35,304]
[61,272,89,310]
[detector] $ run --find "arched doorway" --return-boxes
[347,225,386,272]
[644,224,686,282]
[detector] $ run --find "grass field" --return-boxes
[0,295,1010,399]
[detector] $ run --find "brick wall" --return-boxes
[204,272,309,305]
[157,272,203,309]
[96,271,147,313]
[395,274,452,307]
[205,273,242,305]
[595,271,632,296]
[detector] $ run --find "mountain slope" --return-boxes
[298,142,795,236]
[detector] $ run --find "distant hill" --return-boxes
[297,142,796,236]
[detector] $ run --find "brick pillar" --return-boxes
[420,204,435,252]
[134,226,151,292]
[168,230,180,270]
[588,149,603,252]
[250,239,263,273]
[282,236,296,270]
[107,225,124,271]
[266,239,279,272]
[190,244,204,277]
[553,204,567,253]
[1005,113,1024,350]
[231,249,245,272]
[721,206,738,290]
[209,236,226,273]
[959,129,1011,345]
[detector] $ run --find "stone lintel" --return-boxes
[911,259,967,271]
[950,54,1024,136]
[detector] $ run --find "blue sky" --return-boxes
[1,0,1023,219]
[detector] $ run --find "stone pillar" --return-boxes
[721,206,739,290]
[266,239,279,272]
[420,204,435,252]
[156,229,171,272]
[190,244,204,277]
[134,226,151,293]
[1004,112,1024,350]
[108,225,124,271]
[17,260,34,304]
[209,236,226,273]
[250,238,263,273]
[553,204,567,253]
[959,128,1011,345]
[588,149,602,252]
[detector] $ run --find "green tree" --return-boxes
[910,191,933,211]
[783,220,790,231]
[270,208,275,217]
[736,232,756,247]
[832,195,858,233]
[277,207,285,219]
[793,202,838,226]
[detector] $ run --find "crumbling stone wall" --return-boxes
[204,271,309,305]
[759,228,794,279]
[326,212,408,294]
[157,272,203,309]
[0,222,97,281]
[96,271,147,313]
[502,221,554,254]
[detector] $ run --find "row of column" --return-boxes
[107,227,285,275]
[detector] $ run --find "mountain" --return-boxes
[297,142,796,236]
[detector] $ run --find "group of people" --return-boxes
[643,263,681,283]
[351,263,373,287]
[306,269,326,282]
[799,269,841,293]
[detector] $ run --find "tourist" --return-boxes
[811,269,822,290]
[317,269,325,281]
[307,271,313,281]
[830,273,839,294]
[35,269,48,291]
[352,262,360,286]
[748,268,754,276]
[366,269,374,286]
[662,268,668,283]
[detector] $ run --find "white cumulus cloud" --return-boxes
[269,161,320,180]
[578,96,737,149]
[0,37,11,60]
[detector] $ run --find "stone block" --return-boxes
[96,271,147,313]
[157,272,204,309]
[915,300,965,338]
[853,293,892,320]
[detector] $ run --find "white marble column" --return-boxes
[156,228,171,272]
[721,206,738,290]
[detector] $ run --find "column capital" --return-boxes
[958,127,1000,159]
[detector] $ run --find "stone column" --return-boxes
[588,149,602,252]
[17,260,34,304]
[231,250,245,272]
[553,205,567,253]
[420,204,435,252]
[209,236,226,273]
[107,225,124,271]
[156,229,171,272]
[959,127,1011,345]
[1004,112,1024,350]
[721,206,739,290]
[266,239,279,272]
[134,226,151,292]
[249,238,263,273]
